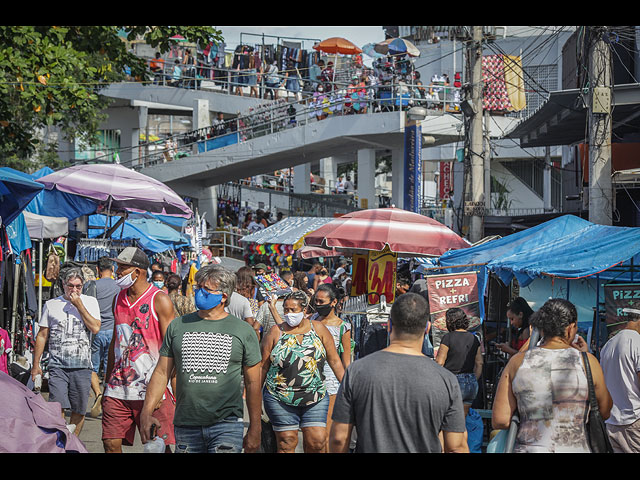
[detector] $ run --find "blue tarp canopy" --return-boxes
[0,167,45,226]
[126,217,189,248]
[434,215,640,321]
[89,215,174,253]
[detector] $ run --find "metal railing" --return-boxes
[125,78,463,171]
[207,229,247,258]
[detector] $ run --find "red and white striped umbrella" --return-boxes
[304,207,469,257]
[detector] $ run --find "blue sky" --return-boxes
[216,26,385,51]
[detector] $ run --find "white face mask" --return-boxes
[115,271,136,290]
[283,311,304,327]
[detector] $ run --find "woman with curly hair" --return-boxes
[260,290,345,453]
[436,308,483,416]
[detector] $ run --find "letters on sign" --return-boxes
[367,247,397,304]
[604,284,640,335]
[350,254,369,298]
[426,272,480,331]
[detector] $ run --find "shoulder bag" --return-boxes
[581,351,614,453]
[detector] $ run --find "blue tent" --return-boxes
[88,215,177,253]
[0,167,44,225]
[436,215,593,321]
[127,217,189,249]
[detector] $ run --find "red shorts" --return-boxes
[102,393,176,446]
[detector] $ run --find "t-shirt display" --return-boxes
[39,294,101,369]
[159,312,262,426]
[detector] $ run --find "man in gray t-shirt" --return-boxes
[330,293,468,453]
[225,291,260,338]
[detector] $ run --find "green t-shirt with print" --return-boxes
[159,312,261,427]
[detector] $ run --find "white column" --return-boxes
[391,148,404,208]
[293,163,311,194]
[319,157,337,194]
[357,148,376,209]
[193,99,210,130]
[197,185,217,229]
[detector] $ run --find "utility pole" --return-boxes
[468,26,485,242]
[588,26,613,225]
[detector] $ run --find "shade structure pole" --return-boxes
[38,240,43,322]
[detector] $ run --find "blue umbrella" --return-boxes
[0,167,44,225]
[362,43,385,59]
[375,38,421,57]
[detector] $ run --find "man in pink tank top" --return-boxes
[101,247,177,453]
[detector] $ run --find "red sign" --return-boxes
[367,247,397,304]
[439,161,452,200]
[350,253,369,297]
[426,272,480,331]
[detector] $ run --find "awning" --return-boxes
[240,217,334,249]
[23,212,69,240]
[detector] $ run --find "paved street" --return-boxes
[54,389,304,453]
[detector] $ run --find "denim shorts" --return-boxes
[174,417,244,453]
[262,388,329,432]
[91,329,113,374]
[456,373,479,405]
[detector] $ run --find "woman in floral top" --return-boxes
[260,290,345,453]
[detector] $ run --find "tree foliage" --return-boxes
[0,26,223,161]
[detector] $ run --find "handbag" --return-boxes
[581,351,614,453]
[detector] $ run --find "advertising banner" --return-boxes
[403,124,422,213]
[604,283,640,335]
[350,253,369,298]
[439,161,452,200]
[426,272,481,354]
[367,247,397,304]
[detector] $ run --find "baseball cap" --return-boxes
[110,246,150,270]
[253,263,268,271]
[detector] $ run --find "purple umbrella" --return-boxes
[0,371,88,453]
[36,163,192,218]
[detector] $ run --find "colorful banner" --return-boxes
[367,247,397,304]
[604,283,640,334]
[403,123,422,213]
[426,272,480,331]
[350,253,369,297]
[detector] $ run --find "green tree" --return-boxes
[0,26,223,160]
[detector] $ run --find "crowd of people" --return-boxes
[23,241,640,454]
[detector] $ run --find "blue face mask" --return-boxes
[195,288,223,311]
[153,281,164,289]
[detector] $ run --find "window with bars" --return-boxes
[518,64,558,119]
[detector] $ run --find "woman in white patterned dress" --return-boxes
[492,298,612,452]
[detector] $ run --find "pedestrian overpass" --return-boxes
[97,81,518,218]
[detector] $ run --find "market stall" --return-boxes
[240,216,334,269]
[304,207,469,359]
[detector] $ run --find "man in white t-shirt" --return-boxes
[600,307,640,453]
[31,267,101,435]
[226,290,260,338]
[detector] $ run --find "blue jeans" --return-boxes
[91,329,113,374]
[174,417,244,453]
[456,373,479,405]
[262,388,329,432]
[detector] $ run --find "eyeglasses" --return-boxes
[198,285,222,295]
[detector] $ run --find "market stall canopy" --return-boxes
[374,38,421,57]
[37,163,193,219]
[362,43,385,59]
[313,37,363,55]
[304,207,469,257]
[23,211,68,240]
[89,214,174,254]
[126,217,189,248]
[241,217,334,249]
[0,167,45,226]
[486,221,640,288]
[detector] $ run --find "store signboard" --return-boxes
[367,247,397,304]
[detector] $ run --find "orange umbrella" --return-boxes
[313,37,363,55]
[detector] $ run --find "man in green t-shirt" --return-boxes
[141,265,262,453]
